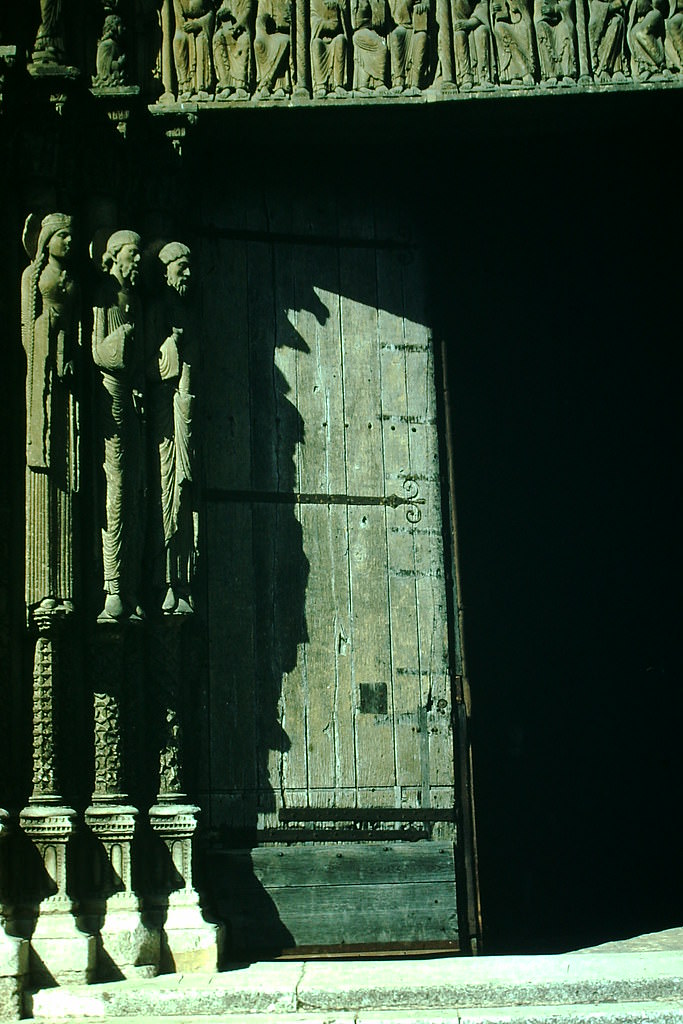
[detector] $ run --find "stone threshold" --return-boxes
[23,949,683,1021]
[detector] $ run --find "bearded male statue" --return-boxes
[146,243,198,616]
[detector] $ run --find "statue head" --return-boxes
[36,213,73,264]
[159,242,192,297]
[103,229,142,287]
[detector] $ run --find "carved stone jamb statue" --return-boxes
[145,243,222,973]
[92,230,146,623]
[628,0,669,78]
[588,0,628,80]
[665,0,683,67]
[0,810,29,1019]
[491,0,537,84]
[388,0,431,93]
[352,0,391,92]
[146,243,198,618]
[534,0,578,84]
[310,0,349,98]
[213,0,254,99]
[172,0,215,100]
[253,0,293,98]
[19,214,96,988]
[449,0,496,90]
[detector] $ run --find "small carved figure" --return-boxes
[21,213,80,616]
[534,0,577,83]
[352,0,390,91]
[491,0,537,83]
[388,0,431,93]
[588,0,628,80]
[173,0,215,100]
[146,243,198,616]
[254,0,293,97]
[628,0,668,77]
[310,0,349,97]
[666,0,683,67]
[31,0,66,65]
[92,230,145,621]
[213,0,254,98]
[450,0,495,90]
[93,11,127,87]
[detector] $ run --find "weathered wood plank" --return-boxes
[211,841,456,888]
[222,881,458,949]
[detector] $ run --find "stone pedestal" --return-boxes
[0,810,29,1020]
[19,805,96,988]
[84,804,159,980]
[148,803,223,973]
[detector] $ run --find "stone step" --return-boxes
[21,1004,683,1024]
[27,952,683,1021]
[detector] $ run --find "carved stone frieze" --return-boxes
[588,0,628,80]
[535,0,578,83]
[491,0,537,84]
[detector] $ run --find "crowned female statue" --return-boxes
[21,213,80,619]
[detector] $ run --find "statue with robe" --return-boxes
[93,11,128,87]
[588,0,628,80]
[145,243,198,616]
[665,0,683,67]
[388,0,431,93]
[214,0,254,98]
[628,0,668,78]
[352,0,390,91]
[173,0,215,100]
[31,0,66,65]
[254,0,293,97]
[491,0,537,83]
[450,0,495,89]
[534,0,577,83]
[92,230,146,621]
[310,0,349,97]
[21,213,80,617]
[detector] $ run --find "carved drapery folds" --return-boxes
[92,230,145,623]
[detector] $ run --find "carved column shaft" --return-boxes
[91,629,127,802]
[294,0,311,93]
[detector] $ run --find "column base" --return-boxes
[85,804,160,980]
[0,929,28,1020]
[29,907,96,988]
[149,802,223,973]
[98,898,160,980]
[20,804,96,987]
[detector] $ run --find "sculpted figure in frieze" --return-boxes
[254,0,293,97]
[450,0,496,89]
[534,0,577,83]
[145,243,198,616]
[491,0,537,83]
[93,3,128,87]
[588,0,628,79]
[352,0,390,91]
[214,0,254,98]
[388,0,431,93]
[92,230,146,621]
[310,0,349,97]
[628,0,668,77]
[173,0,215,100]
[31,0,66,65]
[21,213,80,616]
[666,0,683,67]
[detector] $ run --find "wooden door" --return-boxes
[188,182,472,954]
